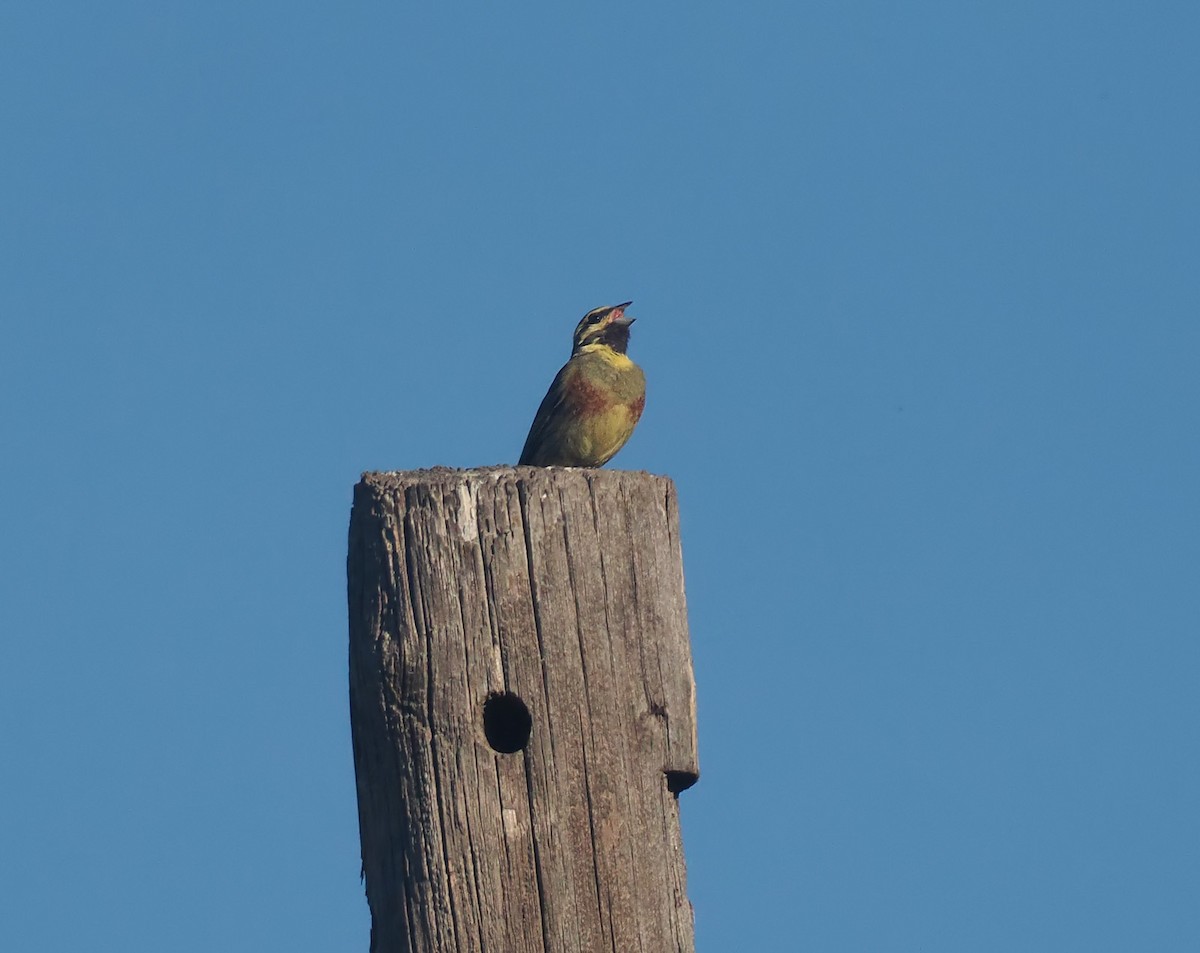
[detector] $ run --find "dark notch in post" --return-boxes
[347,466,700,953]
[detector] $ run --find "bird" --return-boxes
[518,301,646,467]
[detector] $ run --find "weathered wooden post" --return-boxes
[347,466,699,953]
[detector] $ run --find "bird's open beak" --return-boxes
[609,301,635,326]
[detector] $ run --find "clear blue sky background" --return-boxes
[2,3,1197,950]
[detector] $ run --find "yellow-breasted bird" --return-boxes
[519,301,646,467]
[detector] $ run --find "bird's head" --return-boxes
[571,301,635,354]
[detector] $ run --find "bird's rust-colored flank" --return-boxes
[519,302,647,468]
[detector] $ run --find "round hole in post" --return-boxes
[483,692,532,754]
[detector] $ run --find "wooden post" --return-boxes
[347,467,700,953]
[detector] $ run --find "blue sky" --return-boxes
[2,2,1198,950]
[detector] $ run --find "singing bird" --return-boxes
[519,302,646,467]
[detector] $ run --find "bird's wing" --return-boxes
[519,362,575,464]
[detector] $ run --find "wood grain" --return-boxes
[348,467,699,953]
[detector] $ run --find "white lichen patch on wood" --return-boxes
[455,481,479,541]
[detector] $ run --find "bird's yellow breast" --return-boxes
[552,346,645,464]
[577,342,636,370]
[519,338,646,468]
